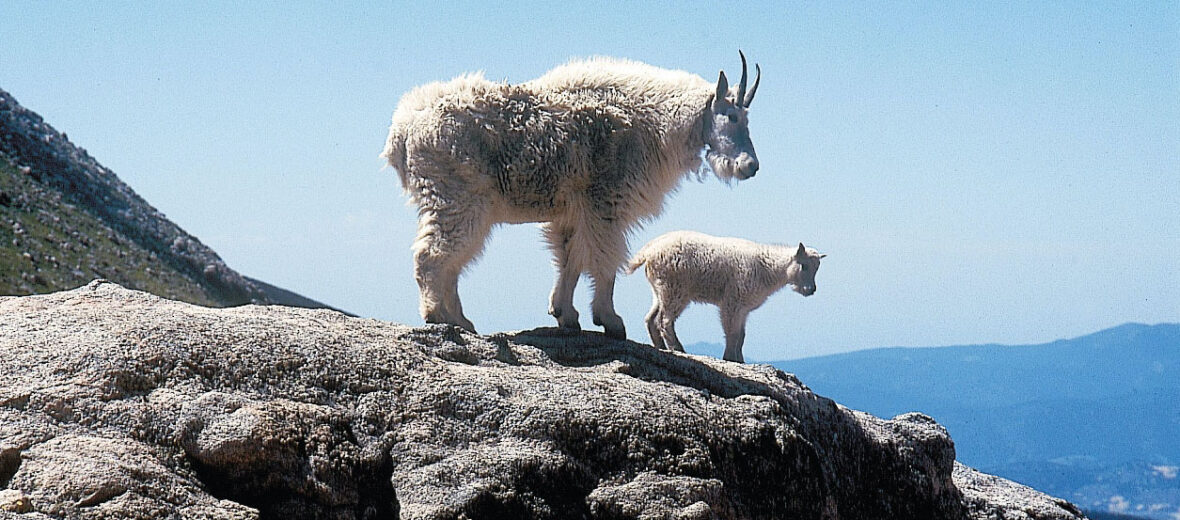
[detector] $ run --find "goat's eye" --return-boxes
[800,265,808,272]
[728,113,739,123]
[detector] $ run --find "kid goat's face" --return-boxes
[792,244,825,297]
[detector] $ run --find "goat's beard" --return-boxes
[705,150,739,184]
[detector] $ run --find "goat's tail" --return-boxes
[623,251,647,275]
[381,132,411,189]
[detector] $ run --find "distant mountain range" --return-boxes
[1,86,339,311]
[690,323,1179,519]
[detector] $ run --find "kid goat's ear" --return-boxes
[796,243,807,257]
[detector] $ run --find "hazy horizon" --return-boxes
[690,320,1177,362]
[3,3,1176,359]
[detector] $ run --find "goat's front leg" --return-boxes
[549,265,581,330]
[544,225,581,330]
[585,225,628,340]
[589,269,625,340]
[721,307,750,363]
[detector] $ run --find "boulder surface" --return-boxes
[0,281,1084,519]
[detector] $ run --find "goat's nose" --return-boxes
[741,156,759,178]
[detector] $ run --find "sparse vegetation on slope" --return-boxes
[0,86,340,311]
[0,158,217,304]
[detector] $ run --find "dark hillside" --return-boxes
[0,158,217,304]
[0,87,337,310]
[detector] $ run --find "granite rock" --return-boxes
[0,282,1085,519]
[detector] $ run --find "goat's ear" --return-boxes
[796,243,807,257]
[714,72,732,110]
[818,254,827,259]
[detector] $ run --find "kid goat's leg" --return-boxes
[644,296,666,350]
[720,307,750,363]
[658,297,689,352]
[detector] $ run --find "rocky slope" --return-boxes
[0,282,1084,519]
[0,87,332,310]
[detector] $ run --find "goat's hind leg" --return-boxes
[644,298,666,350]
[657,297,689,352]
[412,206,489,332]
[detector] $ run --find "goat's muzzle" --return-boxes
[737,155,759,180]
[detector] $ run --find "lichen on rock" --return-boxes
[0,282,1085,519]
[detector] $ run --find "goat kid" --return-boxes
[626,231,824,363]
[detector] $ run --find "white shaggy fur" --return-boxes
[626,231,825,363]
[383,55,762,338]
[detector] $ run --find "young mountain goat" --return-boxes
[383,53,763,338]
[626,231,825,363]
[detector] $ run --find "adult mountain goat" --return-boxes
[627,231,825,363]
[383,53,763,338]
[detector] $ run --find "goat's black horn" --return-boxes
[744,63,761,107]
[737,50,748,107]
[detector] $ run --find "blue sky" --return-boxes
[2,2,1176,359]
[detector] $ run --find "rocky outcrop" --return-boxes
[0,87,335,310]
[955,463,1086,520]
[0,282,1085,519]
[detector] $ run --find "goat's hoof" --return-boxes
[423,312,476,334]
[604,325,626,341]
[593,313,622,327]
[553,307,580,330]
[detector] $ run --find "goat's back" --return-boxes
[384,59,713,222]
[634,231,773,303]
